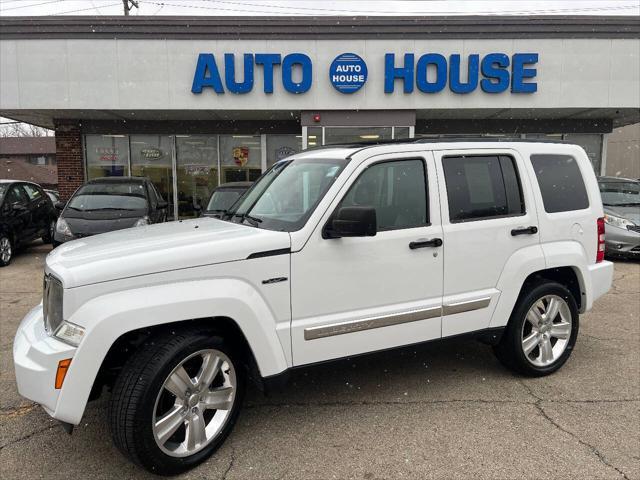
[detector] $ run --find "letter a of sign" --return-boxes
[192,53,225,94]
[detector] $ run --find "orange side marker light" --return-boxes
[55,359,72,389]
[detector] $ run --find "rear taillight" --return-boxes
[596,217,605,263]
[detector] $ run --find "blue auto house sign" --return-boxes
[329,53,368,93]
[191,52,538,95]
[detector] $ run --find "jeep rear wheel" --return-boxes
[493,282,579,377]
[108,330,245,475]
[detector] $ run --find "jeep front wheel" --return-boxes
[108,330,245,475]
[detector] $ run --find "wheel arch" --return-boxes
[90,316,261,403]
[54,279,290,425]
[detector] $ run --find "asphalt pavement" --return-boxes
[1,242,638,479]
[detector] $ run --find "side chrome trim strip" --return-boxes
[442,296,492,316]
[303,306,442,341]
[303,296,493,341]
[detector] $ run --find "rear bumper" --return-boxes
[587,260,614,306]
[13,304,76,421]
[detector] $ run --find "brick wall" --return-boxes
[54,121,84,200]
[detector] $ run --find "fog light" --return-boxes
[55,359,72,389]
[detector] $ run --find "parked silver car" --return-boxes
[598,176,640,258]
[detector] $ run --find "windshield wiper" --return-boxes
[231,212,263,227]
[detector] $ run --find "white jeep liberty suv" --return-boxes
[14,140,613,474]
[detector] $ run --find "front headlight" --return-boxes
[134,216,150,227]
[604,213,635,229]
[43,274,64,334]
[55,217,73,237]
[54,321,85,347]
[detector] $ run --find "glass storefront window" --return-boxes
[266,134,302,167]
[395,127,410,139]
[325,126,393,145]
[130,135,175,220]
[219,135,261,183]
[175,135,219,218]
[85,135,129,178]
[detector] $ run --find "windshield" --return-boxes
[206,189,245,212]
[225,158,348,231]
[68,182,148,211]
[599,181,640,206]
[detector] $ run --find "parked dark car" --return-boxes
[0,179,58,266]
[598,176,640,258]
[200,181,253,218]
[54,177,168,246]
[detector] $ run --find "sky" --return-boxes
[0,0,639,16]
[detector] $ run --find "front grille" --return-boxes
[627,225,640,233]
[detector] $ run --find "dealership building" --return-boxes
[0,15,638,219]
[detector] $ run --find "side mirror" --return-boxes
[323,206,377,239]
[157,200,169,209]
[12,203,27,212]
[54,201,66,210]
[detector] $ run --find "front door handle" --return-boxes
[511,226,538,236]
[409,238,443,249]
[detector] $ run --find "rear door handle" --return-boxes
[511,226,538,236]
[409,238,443,249]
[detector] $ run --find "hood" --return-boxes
[604,205,640,226]
[47,218,291,288]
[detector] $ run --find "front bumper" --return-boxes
[605,225,640,257]
[13,304,76,418]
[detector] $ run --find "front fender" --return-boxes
[55,278,289,425]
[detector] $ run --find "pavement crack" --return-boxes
[221,440,235,480]
[534,402,630,480]
[0,403,37,417]
[519,379,632,479]
[0,424,57,450]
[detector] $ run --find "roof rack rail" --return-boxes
[312,136,569,150]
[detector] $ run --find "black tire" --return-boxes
[108,329,245,475]
[0,234,13,267]
[42,219,56,244]
[493,281,579,377]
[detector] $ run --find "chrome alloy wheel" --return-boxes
[152,349,237,457]
[521,295,572,367]
[0,237,11,264]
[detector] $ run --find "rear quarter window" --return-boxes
[530,154,589,213]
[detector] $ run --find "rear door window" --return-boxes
[530,154,589,213]
[442,155,524,223]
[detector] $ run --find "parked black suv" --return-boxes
[0,180,58,266]
[54,177,168,246]
[200,181,253,218]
